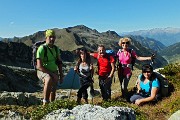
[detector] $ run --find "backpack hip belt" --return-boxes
[122,64,132,69]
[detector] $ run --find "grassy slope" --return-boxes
[0,65,179,120]
[91,65,180,120]
[54,29,82,51]
[163,55,180,64]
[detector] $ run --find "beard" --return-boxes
[47,40,55,46]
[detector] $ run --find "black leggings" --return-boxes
[77,78,91,99]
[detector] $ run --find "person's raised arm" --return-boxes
[136,56,152,61]
[89,52,95,57]
[135,53,155,61]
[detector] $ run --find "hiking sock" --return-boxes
[43,99,49,105]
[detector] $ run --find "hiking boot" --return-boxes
[84,99,88,104]
[43,102,49,106]
[76,98,81,105]
[90,89,95,96]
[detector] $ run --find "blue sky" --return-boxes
[0,0,180,38]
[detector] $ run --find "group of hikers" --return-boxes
[36,29,160,106]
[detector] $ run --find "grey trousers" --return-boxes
[119,75,131,98]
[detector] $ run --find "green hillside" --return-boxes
[159,42,180,63]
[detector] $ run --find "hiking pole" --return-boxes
[150,50,156,66]
[89,69,94,105]
[68,71,76,99]
[90,83,94,105]
[150,53,155,67]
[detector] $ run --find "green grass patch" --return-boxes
[31,99,77,120]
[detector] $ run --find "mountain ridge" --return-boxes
[121,27,180,46]
[124,35,166,52]
[0,25,168,68]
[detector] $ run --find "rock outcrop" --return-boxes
[0,41,32,68]
[0,64,42,92]
[168,110,180,120]
[43,104,136,120]
[0,91,41,106]
[0,41,75,68]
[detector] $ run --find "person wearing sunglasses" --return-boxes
[130,64,160,105]
[117,37,154,100]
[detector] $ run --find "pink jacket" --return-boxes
[117,49,136,76]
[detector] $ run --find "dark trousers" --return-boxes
[119,76,130,98]
[99,76,112,101]
[117,65,132,99]
[77,78,91,99]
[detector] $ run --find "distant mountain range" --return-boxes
[122,27,180,46]
[123,35,166,52]
[0,25,168,68]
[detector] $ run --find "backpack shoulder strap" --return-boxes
[129,48,132,52]
[53,45,58,54]
[118,49,123,53]
[149,80,153,92]
[107,54,111,61]
[42,45,48,61]
[128,48,132,56]
[117,49,122,64]
[54,45,59,58]
[149,79,159,96]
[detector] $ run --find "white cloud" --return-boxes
[9,21,14,26]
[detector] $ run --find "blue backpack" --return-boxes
[106,50,115,55]
[105,49,117,63]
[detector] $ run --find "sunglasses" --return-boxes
[143,71,151,73]
[122,42,129,44]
